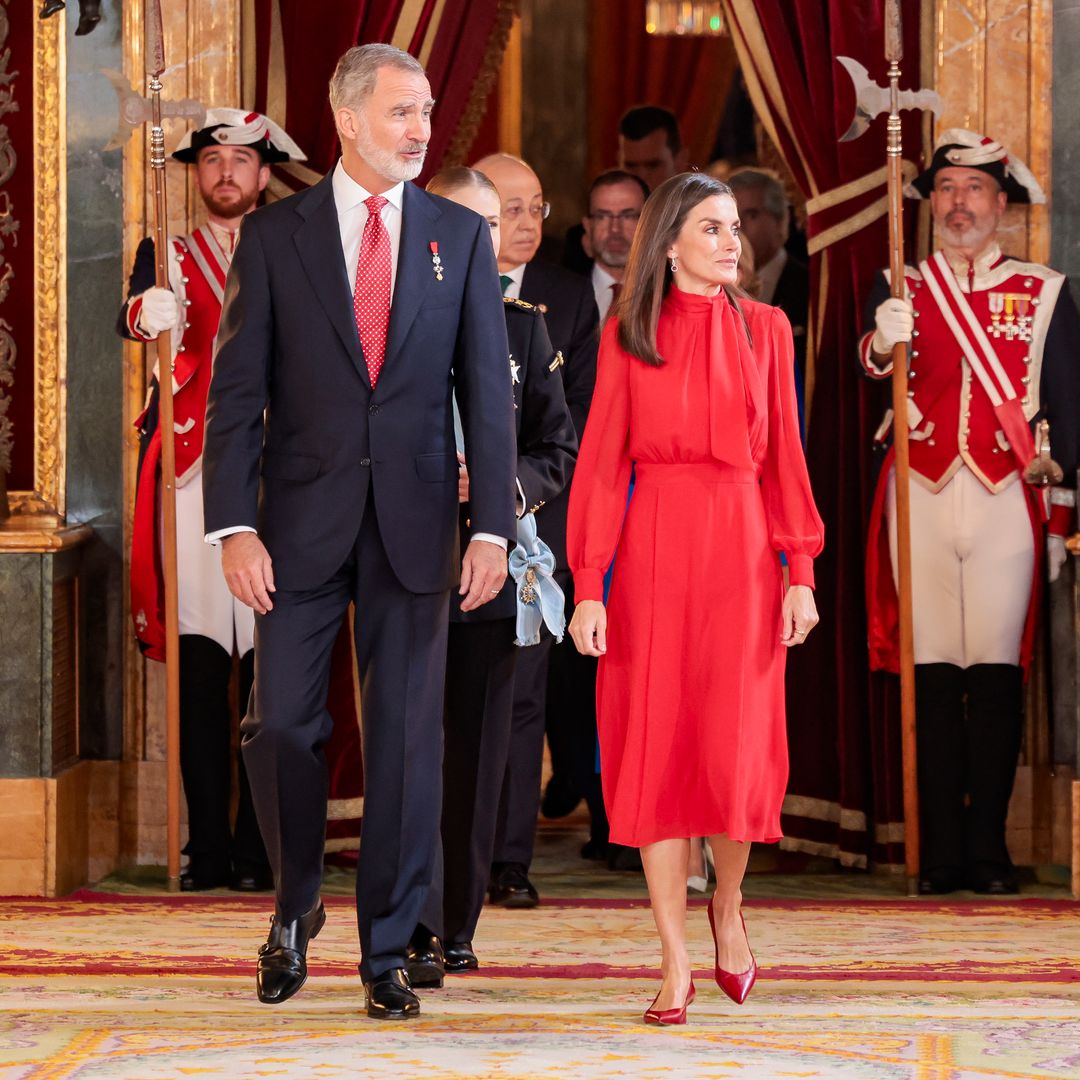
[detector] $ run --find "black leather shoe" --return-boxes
[180,857,231,892]
[607,844,643,872]
[918,868,963,895]
[541,774,582,819]
[256,899,325,1004]
[230,864,274,892]
[406,927,445,988]
[968,862,1019,895]
[580,838,607,861]
[364,968,420,1019]
[488,862,539,908]
[444,941,479,972]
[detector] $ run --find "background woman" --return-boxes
[567,173,823,1024]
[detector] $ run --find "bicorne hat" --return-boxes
[905,128,1045,205]
[172,108,307,165]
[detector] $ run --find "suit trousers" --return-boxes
[242,492,450,981]
[438,617,518,944]
[544,574,606,842]
[492,622,553,868]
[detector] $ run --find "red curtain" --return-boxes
[588,0,738,177]
[249,0,516,190]
[721,0,926,868]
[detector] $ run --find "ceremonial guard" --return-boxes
[860,129,1080,894]
[119,109,306,891]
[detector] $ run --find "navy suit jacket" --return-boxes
[203,172,518,594]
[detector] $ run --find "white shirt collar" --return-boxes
[502,263,527,286]
[332,159,405,213]
[592,263,617,290]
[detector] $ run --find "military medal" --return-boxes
[509,355,521,385]
[986,292,1034,341]
[429,241,443,281]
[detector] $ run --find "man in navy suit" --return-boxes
[202,43,517,1019]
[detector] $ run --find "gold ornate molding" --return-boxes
[14,8,67,518]
[931,0,1051,264]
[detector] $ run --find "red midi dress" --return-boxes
[567,286,824,848]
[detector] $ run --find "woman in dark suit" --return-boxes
[567,173,823,1024]
[407,167,577,981]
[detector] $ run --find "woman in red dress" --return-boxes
[567,174,823,1024]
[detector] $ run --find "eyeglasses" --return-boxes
[588,210,641,225]
[502,202,551,221]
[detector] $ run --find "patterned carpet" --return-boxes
[3,885,1080,1078]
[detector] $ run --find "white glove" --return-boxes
[871,296,914,355]
[136,286,180,337]
[1048,534,1068,583]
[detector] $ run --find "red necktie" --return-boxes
[354,194,391,386]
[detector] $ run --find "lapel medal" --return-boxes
[429,241,444,282]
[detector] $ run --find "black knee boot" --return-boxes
[914,663,967,892]
[179,635,233,888]
[963,663,1023,893]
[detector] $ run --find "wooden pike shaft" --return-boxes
[884,0,921,896]
[148,73,183,893]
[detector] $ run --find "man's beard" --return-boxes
[938,211,995,251]
[203,185,260,219]
[355,115,427,183]
[595,239,630,269]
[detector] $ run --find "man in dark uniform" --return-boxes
[406,167,578,985]
[472,153,600,907]
[118,108,305,892]
[860,128,1080,894]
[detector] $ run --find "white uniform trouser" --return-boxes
[166,468,255,656]
[886,466,1034,668]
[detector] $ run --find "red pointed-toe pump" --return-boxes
[643,978,696,1025]
[707,903,758,1005]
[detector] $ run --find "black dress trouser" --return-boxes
[491,625,553,868]
[437,617,518,943]
[178,635,266,872]
[242,493,450,981]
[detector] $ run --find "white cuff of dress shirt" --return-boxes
[470,532,508,548]
[205,525,257,546]
[515,478,526,518]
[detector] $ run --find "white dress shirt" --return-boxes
[332,160,404,300]
[756,247,788,306]
[591,263,618,322]
[500,263,525,298]
[208,160,505,550]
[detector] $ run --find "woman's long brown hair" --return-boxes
[615,172,748,366]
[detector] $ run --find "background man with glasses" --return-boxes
[472,152,599,909]
[580,169,649,322]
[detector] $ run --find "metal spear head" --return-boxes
[101,69,206,150]
[836,56,942,143]
[147,0,166,78]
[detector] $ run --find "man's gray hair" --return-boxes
[727,168,789,221]
[329,43,426,114]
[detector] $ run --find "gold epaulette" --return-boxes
[503,296,539,313]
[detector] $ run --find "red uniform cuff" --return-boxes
[787,554,815,589]
[573,568,605,604]
[1049,502,1075,538]
[859,332,891,380]
[127,297,154,342]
